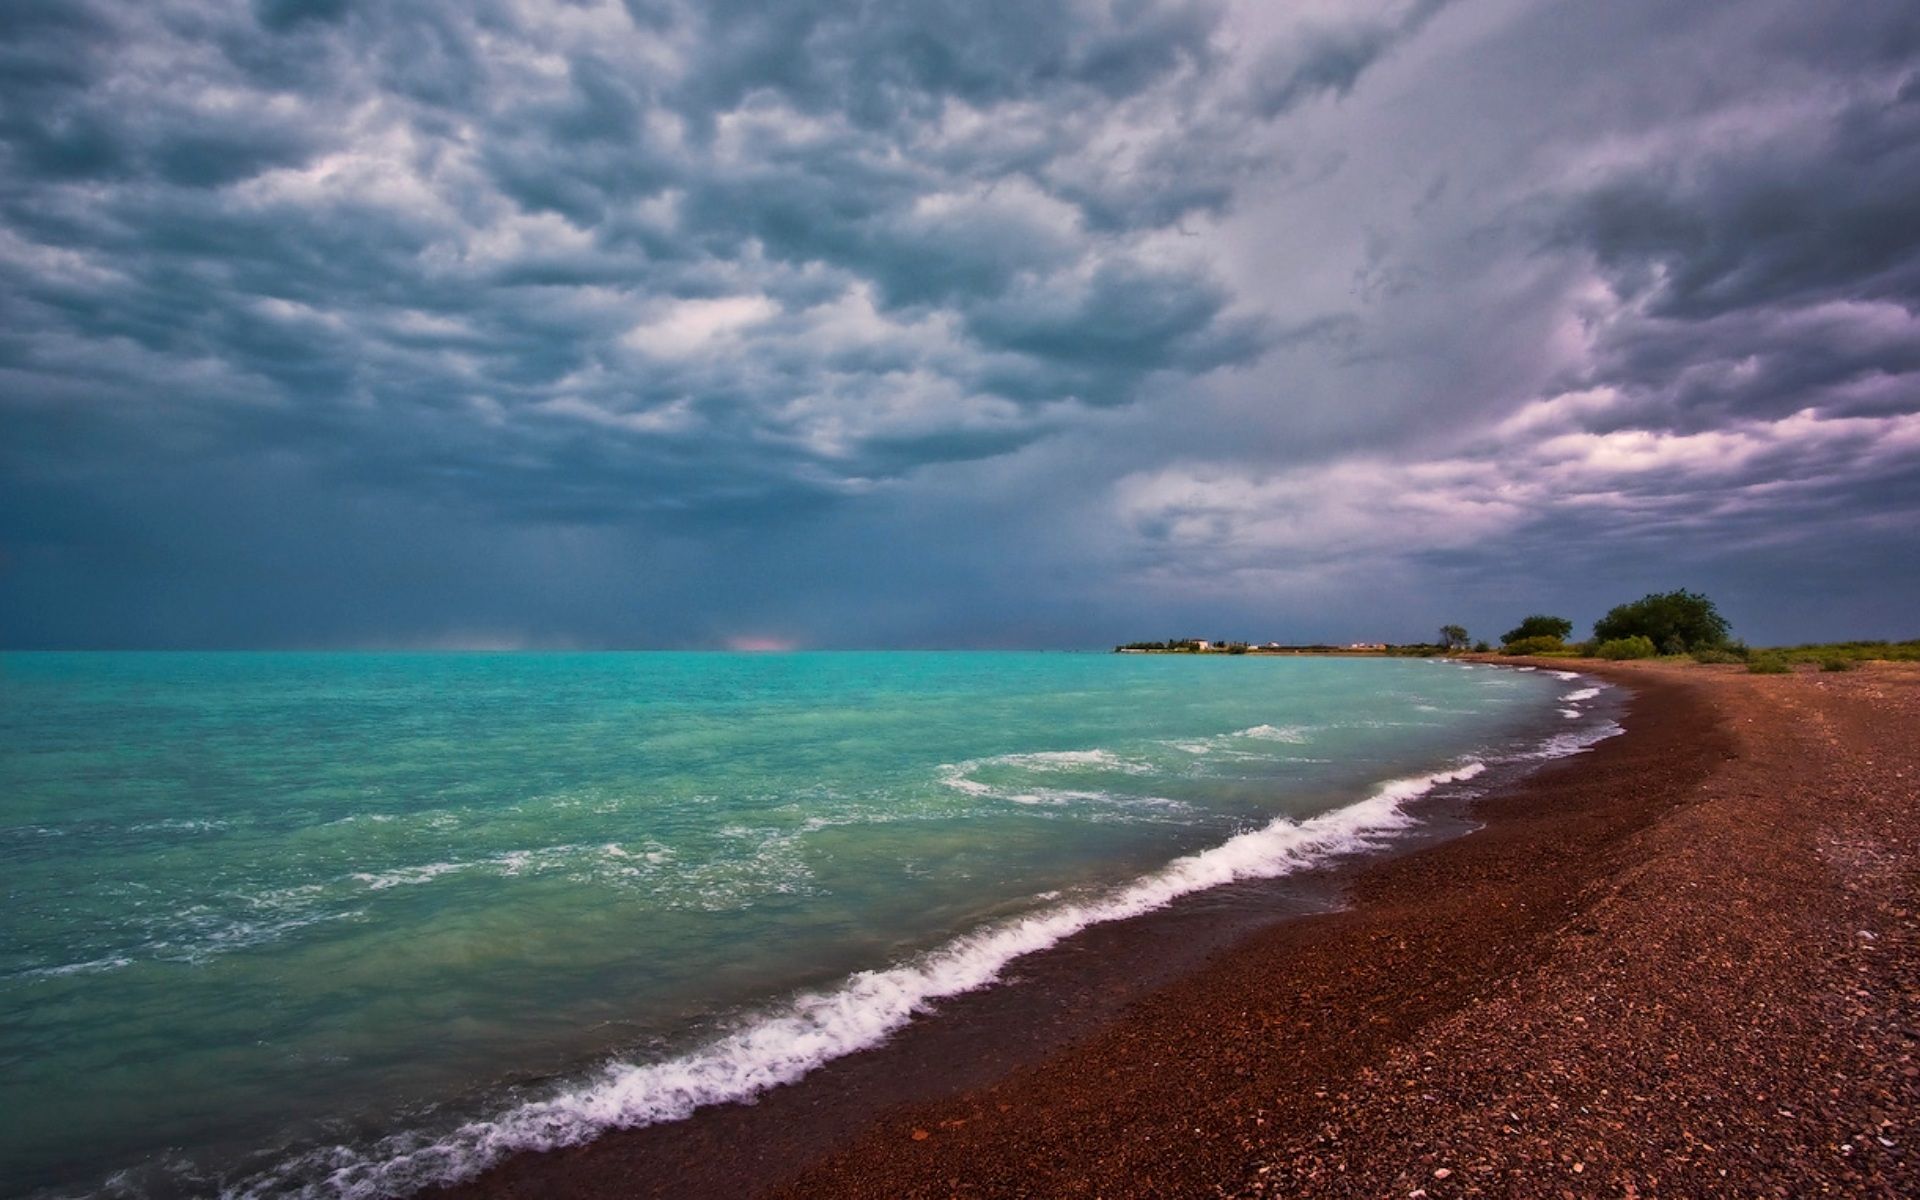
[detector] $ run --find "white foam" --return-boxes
[1235,723,1309,743]
[130,818,230,834]
[11,955,135,981]
[1561,687,1601,703]
[938,747,1159,804]
[1524,719,1624,760]
[1002,787,1127,806]
[351,861,474,891]
[1549,670,1581,680]
[1560,708,1580,720]
[151,907,365,964]
[1008,748,1140,770]
[1168,724,1322,759]
[935,762,999,798]
[230,759,1489,1200]
[1,824,66,838]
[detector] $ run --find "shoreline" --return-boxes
[438,658,1920,1196]
[430,661,1728,1199]
[774,658,1919,1197]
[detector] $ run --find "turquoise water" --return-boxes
[0,653,1608,1198]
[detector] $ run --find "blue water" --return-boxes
[0,653,1610,1198]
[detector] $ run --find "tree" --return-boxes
[1501,614,1573,646]
[1592,589,1730,652]
[1438,624,1470,651]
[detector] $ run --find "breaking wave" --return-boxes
[227,759,1491,1199]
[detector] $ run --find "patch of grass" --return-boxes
[1760,639,1920,664]
[1748,655,1792,674]
[1820,657,1855,672]
[1690,647,1746,664]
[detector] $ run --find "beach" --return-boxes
[439,659,1918,1198]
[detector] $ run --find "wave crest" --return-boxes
[229,760,1488,1199]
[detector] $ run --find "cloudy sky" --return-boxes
[3,0,1916,649]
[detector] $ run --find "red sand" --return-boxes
[444,660,1919,1198]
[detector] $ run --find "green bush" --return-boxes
[1502,635,1569,656]
[1594,635,1658,660]
[1592,589,1731,653]
[1690,647,1745,664]
[1501,614,1574,645]
[1748,656,1791,674]
[1820,657,1854,672]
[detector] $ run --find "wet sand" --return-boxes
[441,660,1918,1198]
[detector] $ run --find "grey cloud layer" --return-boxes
[3,0,1271,517]
[2,0,1917,646]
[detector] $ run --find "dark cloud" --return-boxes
[253,0,350,33]
[2,0,1917,648]
[672,0,1221,129]
[1560,81,1920,321]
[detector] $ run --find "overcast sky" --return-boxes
[3,0,1917,649]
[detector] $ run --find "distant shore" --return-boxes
[438,659,1918,1198]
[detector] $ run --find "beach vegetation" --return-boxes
[1472,640,1491,653]
[1594,635,1658,660]
[1756,639,1920,664]
[1501,614,1574,645]
[1501,635,1569,656]
[1748,655,1792,674]
[1820,657,1855,672]
[1690,647,1746,664]
[1592,589,1731,652]
[1438,624,1470,651]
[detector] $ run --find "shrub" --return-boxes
[1690,647,1745,665]
[1592,589,1731,653]
[1502,635,1569,656]
[1472,640,1491,653]
[1501,614,1574,645]
[1748,656,1791,674]
[1594,635,1658,660]
[1820,657,1854,672]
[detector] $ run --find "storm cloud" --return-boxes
[3,0,1916,648]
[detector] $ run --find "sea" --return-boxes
[0,652,1618,1199]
